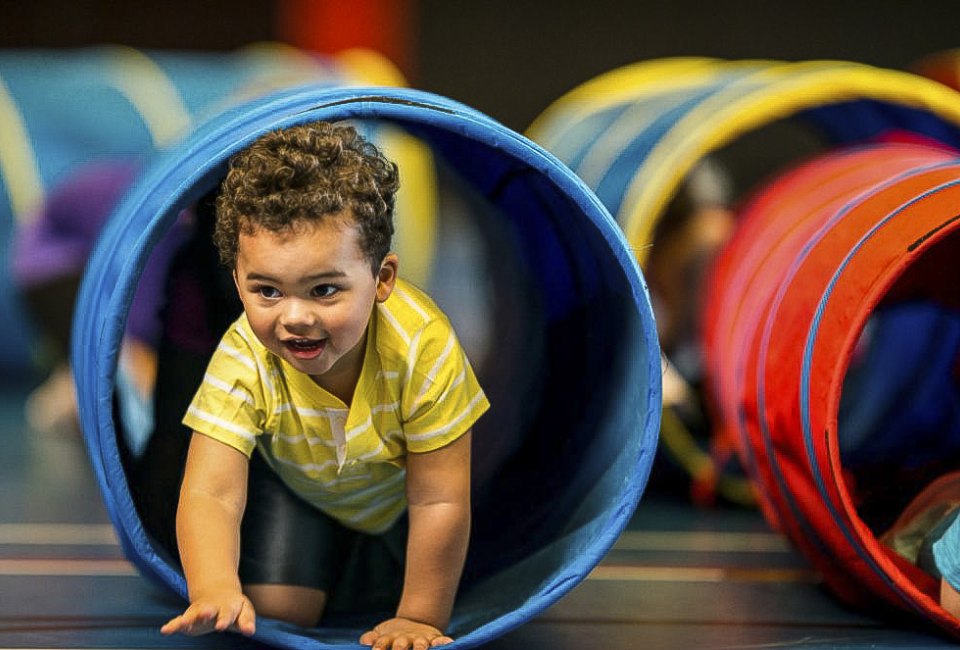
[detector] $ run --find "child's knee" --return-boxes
[244,583,327,628]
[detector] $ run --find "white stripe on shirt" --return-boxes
[295,406,348,419]
[217,342,257,372]
[412,331,456,409]
[201,373,255,406]
[405,390,486,442]
[271,454,340,477]
[272,432,338,448]
[327,470,405,503]
[186,406,258,443]
[345,417,371,441]
[235,326,274,394]
[404,327,425,389]
[379,302,411,346]
[394,286,430,321]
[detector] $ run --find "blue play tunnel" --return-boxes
[72,85,661,648]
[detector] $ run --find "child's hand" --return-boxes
[359,617,453,649]
[160,590,256,637]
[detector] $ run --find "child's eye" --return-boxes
[257,286,281,299]
[312,284,338,298]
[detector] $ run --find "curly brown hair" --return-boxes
[214,121,400,274]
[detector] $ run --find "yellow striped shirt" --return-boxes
[182,279,489,533]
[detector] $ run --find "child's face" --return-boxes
[233,214,397,393]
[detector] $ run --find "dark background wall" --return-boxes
[2,0,958,132]
[416,0,960,131]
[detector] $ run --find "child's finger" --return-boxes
[388,634,410,650]
[181,605,218,636]
[373,634,396,650]
[234,600,257,636]
[429,636,454,647]
[214,605,236,632]
[162,611,200,636]
[160,615,185,635]
[413,637,431,650]
[186,619,218,636]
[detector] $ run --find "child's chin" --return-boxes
[298,357,327,373]
[283,352,328,374]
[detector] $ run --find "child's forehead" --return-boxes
[239,210,358,237]
[236,213,367,264]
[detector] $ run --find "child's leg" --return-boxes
[242,584,327,628]
[239,454,356,628]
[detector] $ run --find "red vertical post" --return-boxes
[276,0,416,79]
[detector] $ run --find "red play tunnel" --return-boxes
[703,142,960,635]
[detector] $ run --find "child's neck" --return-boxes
[312,372,356,406]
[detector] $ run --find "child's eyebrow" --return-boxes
[302,271,348,283]
[244,271,348,283]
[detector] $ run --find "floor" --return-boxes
[1,381,957,650]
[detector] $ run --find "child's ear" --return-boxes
[376,253,399,302]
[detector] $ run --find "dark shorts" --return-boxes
[239,453,407,620]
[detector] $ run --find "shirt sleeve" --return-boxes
[181,322,266,457]
[401,317,490,454]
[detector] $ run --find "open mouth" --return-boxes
[283,338,326,360]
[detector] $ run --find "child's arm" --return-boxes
[360,431,472,649]
[160,433,256,637]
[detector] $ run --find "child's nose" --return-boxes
[280,298,319,329]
